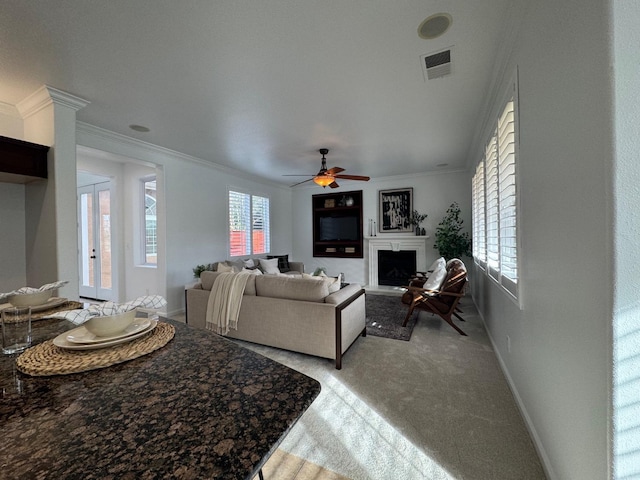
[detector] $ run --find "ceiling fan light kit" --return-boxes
[288,148,370,188]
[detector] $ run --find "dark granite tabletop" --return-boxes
[1,317,320,479]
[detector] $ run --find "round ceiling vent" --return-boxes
[418,13,452,40]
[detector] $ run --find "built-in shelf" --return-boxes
[0,135,49,184]
[312,190,363,258]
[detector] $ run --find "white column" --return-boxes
[18,86,89,300]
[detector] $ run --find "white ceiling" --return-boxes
[0,0,514,186]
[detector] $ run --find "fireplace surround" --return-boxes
[366,236,428,287]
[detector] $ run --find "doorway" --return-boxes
[77,179,113,301]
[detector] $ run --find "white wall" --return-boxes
[0,183,27,292]
[612,1,640,478]
[471,1,612,478]
[291,170,471,285]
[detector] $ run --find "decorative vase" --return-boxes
[416,226,421,236]
[421,227,426,236]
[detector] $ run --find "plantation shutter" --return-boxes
[485,131,499,276]
[229,191,251,256]
[251,195,270,254]
[498,98,518,293]
[472,161,486,264]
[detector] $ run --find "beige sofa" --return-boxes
[185,271,366,369]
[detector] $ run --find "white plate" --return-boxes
[53,319,158,350]
[66,318,152,344]
[0,297,68,313]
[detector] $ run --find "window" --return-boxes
[472,85,518,299]
[229,190,270,256]
[142,177,157,265]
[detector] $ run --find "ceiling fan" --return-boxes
[286,149,370,188]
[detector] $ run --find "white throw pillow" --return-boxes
[259,258,280,274]
[243,258,255,268]
[427,257,445,274]
[216,262,235,273]
[424,265,447,291]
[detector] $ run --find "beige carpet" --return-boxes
[232,294,547,480]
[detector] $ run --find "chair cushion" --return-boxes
[423,264,447,290]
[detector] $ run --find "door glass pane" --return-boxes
[80,192,94,288]
[98,189,112,289]
[144,180,157,264]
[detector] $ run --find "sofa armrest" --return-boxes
[288,261,304,274]
[185,281,202,290]
[324,283,362,305]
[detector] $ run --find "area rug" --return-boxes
[365,293,416,341]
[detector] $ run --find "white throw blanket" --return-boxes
[206,272,251,335]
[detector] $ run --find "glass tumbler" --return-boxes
[2,306,32,354]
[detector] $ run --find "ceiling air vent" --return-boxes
[421,48,452,81]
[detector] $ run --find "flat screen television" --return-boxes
[319,216,359,241]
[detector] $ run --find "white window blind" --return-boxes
[229,190,270,257]
[472,89,519,300]
[251,195,270,255]
[498,99,517,287]
[472,161,486,263]
[485,131,499,274]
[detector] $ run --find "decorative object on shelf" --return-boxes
[313,267,327,276]
[434,202,472,260]
[379,188,413,232]
[409,210,428,236]
[285,149,370,188]
[324,198,335,208]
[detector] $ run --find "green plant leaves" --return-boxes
[434,202,472,260]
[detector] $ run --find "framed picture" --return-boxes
[379,188,413,232]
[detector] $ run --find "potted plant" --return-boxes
[409,210,428,235]
[434,202,472,259]
[193,263,214,278]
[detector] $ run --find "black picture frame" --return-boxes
[379,188,413,232]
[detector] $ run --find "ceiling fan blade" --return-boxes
[289,178,314,187]
[333,174,370,181]
[326,166,345,175]
[329,181,340,189]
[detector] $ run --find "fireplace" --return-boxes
[366,236,428,287]
[378,250,416,286]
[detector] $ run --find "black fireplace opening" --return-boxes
[378,250,417,286]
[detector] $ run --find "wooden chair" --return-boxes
[402,259,468,336]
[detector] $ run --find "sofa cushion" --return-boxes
[200,271,257,295]
[259,258,280,274]
[303,273,340,293]
[267,254,290,273]
[255,275,328,302]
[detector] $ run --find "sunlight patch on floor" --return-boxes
[280,372,458,480]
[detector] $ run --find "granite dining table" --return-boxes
[0,316,321,479]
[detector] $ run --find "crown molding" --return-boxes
[76,121,288,190]
[17,85,89,118]
[0,101,20,118]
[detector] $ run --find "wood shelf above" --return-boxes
[0,135,49,184]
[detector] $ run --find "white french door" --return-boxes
[77,182,113,300]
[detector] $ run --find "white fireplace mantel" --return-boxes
[365,236,429,287]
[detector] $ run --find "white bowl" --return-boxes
[8,290,53,307]
[84,310,137,337]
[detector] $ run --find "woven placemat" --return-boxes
[16,322,175,376]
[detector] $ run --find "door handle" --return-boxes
[90,255,96,259]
